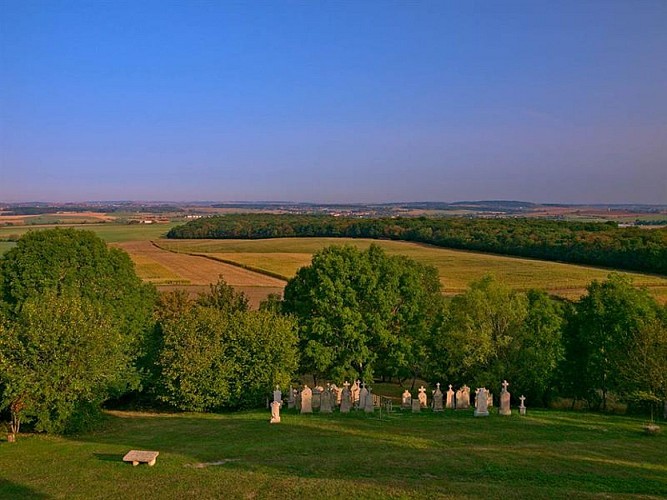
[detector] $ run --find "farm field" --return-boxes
[0,222,180,245]
[156,238,667,302]
[1,408,665,499]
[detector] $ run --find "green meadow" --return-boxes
[1,409,665,499]
[0,222,180,246]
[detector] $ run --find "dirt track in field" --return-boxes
[115,241,286,287]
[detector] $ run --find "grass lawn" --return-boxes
[0,409,665,499]
[157,238,667,302]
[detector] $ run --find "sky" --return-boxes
[1,0,665,204]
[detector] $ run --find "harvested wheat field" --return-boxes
[114,241,286,307]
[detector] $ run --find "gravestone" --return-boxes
[320,386,333,413]
[330,384,342,406]
[456,385,470,410]
[312,386,323,410]
[300,385,312,414]
[364,386,374,413]
[359,383,369,410]
[351,380,361,407]
[340,381,352,413]
[270,401,281,423]
[401,390,412,410]
[411,398,421,413]
[295,388,302,411]
[499,380,511,416]
[519,395,526,416]
[433,383,444,412]
[418,386,428,408]
[446,384,455,409]
[474,388,489,417]
[287,385,295,409]
[273,385,282,406]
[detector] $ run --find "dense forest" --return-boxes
[167,215,667,275]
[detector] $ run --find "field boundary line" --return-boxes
[151,241,289,282]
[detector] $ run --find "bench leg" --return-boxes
[132,461,139,466]
[148,459,156,466]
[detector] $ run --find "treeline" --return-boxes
[283,245,667,412]
[1,230,665,436]
[167,214,667,275]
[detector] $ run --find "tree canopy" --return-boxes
[283,244,442,382]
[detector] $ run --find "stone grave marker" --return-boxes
[446,384,455,409]
[456,385,470,410]
[351,380,361,406]
[287,385,295,409]
[411,398,421,413]
[300,385,313,414]
[320,386,333,413]
[340,381,352,413]
[418,386,428,408]
[519,395,526,416]
[359,383,369,410]
[433,383,444,412]
[474,388,489,417]
[273,385,282,406]
[364,386,374,413]
[270,401,281,423]
[401,389,412,410]
[499,380,511,416]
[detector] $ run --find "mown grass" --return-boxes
[157,238,667,301]
[1,409,665,499]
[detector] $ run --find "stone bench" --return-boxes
[123,450,159,466]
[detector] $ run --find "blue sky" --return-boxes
[1,0,665,204]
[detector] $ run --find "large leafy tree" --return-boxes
[565,274,664,410]
[0,293,131,433]
[0,228,156,343]
[429,278,564,402]
[282,244,442,383]
[0,229,156,432]
[157,307,298,411]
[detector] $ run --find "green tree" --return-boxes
[429,278,565,404]
[0,229,156,429]
[283,244,442,383]
[0,228,156,348]
[431,276,528,388]
[0,293,132,433]
[157,307,298,411]
[567,274,663,410]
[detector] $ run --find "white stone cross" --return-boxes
[448,384,453,391]
[343,380,350,390]
[502,380,510,392]
[418,386,426,395]
[519,395,526,407]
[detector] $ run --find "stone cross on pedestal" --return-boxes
[519,395,526,416]
[273,385,282,406]
[433,383,443,412]
[500,380,511,416]
[446,384,454,409]
[418,386,427,408]
[340,381,352,413]
[359,382,369,409]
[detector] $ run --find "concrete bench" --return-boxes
[123,450,159,466]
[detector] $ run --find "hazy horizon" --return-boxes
[2,1,666,205]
